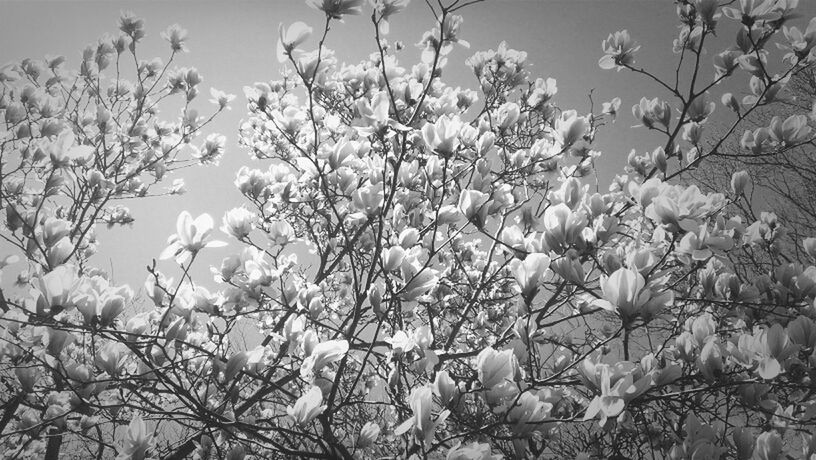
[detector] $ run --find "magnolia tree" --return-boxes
[4,0,816,458]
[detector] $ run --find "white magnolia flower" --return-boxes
[512,253,551,300]
[160,211,226,264]
[277,22,312,63]
[301,339,349,377]
[476,347,519,389]
[221,207,256,240]
[117,416,153,460]
[286,386,326,426]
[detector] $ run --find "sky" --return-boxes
[2,0,816,293]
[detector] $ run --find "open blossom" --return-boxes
[781,17,816,63]
[287,386,326,426]
[507,391,553,436]
[722,0,779,25]
[381,246,406,272]
[768,114,811,146]
[267,220,296,247]
[372,0,410,34]
[512,253,551,301]
[74,279,131,327]
[633,97,671,129]
[457,189,490,227]
[301,339,349,377]
[33,265,80,314]
[307,0,364,19]
[160,211,227,263]
[580,359,654,426]
[395,386,448,444]
[117,416,152,460]
[527,77,557,107]
[422,115,463,156]
[555,110,588,147]
[221,207,256,240]
[399,260,439,301]
[599,30,640,71]
[356,91,409,135]
[356,421,381,448]
[541,203,586,254]
[476,347,519,388]
[596,268,673,323]
[209,88,236,110]
[602,97,621,121]
[191,133,226,165]
[161,24,188,53]
[686,93,715,122]
[277,22,312,63]
[752,430,782,460]
[434,370,459,406]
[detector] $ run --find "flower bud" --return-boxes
[731,170,750,196]
[803,237,816,259]
[733,427,754,460]
[434,370,458,406]
[15,366,39,393]
[381,246,405,272]
[356,422,380,448]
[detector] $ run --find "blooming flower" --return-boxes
[768,114,811,146]
[356,421,381,448]
[372,0,410,34]
[350,184,384,219]
[602,97,621,121]
[356,91,407,135]
[160,211,227,264]
[221,207,256,240]
[277,22,312,63]
[434,370,459,406]
[307,0,364,19]
[633,97,671,129]
[268,220,296,246]
[33,265,79,314]
[457,189,490,227]
[731,170,750,196]
[191,133,226,165]
[476,347,519,388]
[722,0,779,25]
[117,416,152,460]
[595,268,673,323]
[300,339,349,377]
[161,24,188,53]
[446,442,501,460]
[422,115,463,157]
[541,203,586,254]
[555,110,588,147]
[399,260,439,301]
[599,30,640,71]
[752,430,782,460]
[506,391,553,436]
[209,88,236,110]
[286,386,326,426]
[511,253,551,301]
[381,246,406,272]
[394,386,449,444]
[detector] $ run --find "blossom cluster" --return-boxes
[4,0,816,459]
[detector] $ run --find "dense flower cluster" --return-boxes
[4,0,816,458]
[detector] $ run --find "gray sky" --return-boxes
[3,0,815,291]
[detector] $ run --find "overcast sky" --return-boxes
[3,0,816,292]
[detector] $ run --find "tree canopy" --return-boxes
[3,0,816,459]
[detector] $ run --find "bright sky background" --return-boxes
[3,0,816,293]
